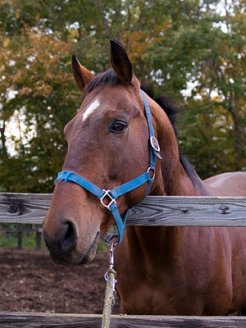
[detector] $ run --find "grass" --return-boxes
[0,224,46,249]
[0,232,17,248]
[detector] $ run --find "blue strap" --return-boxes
[55,169,152,244]
[110,203,127,243]
[54,90,158,244]
[141,90,156,170]
[56,171,105,199]
[56,170,153,201]
[110,171,154,198]
[141,90,155,140]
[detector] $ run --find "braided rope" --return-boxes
[101,268,116,328]
[101,243,117,328]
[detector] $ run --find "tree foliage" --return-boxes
[0,0,245,192]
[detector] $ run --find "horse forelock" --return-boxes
[85,69,120,93]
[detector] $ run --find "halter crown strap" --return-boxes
[55,90,160,244]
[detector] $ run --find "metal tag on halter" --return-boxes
[150,136,160,152]
[150,136,162,160]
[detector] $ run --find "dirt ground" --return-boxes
[0,248,119,314]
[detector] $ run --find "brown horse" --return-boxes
[43,40,246,315]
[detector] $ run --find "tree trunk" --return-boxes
[0,120,8,157]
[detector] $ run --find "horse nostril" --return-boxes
[61,221,77,252]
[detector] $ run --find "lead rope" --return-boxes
[101,242,117,328]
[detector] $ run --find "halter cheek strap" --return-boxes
[55,90,161,244]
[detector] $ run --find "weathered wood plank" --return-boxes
[0,193,51,224]
[127,196,246,227]
[0,193,246,226]
[0,312,246,328]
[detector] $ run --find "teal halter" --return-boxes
[55,90,161,244]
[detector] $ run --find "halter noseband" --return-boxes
[55,90,161,244]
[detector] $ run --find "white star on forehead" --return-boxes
[82,98,100,122]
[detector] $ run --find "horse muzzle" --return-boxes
[43,219,100,265]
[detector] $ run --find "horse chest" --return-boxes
[115,249,235,315]
[116,270,207,315]
[115,258,201,315]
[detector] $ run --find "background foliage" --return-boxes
[0,0,245,192]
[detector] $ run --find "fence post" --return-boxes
[17,224,22,249]
[35,225,42,250]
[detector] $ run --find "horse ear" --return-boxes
[110,39,133,84]
[72,55,94,92]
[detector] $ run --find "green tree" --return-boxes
[145,0,246,176]
[0,0,245,192]
[0,27,77,191]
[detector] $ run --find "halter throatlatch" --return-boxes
[55,90,161,244]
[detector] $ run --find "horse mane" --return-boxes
[141,84,203,189]
[85,71,202,189]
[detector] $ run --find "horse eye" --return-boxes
[109,120,128,133]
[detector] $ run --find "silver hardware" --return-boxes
[100,189,116,210]
[109,241,116,268]
[104,242,117,291]
[150,136,160,152]
[147,167,155,180]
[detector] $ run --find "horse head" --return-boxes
[43,40,169,265]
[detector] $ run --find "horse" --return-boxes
[43,39,246,315]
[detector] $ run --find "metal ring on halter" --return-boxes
[100,190,117,210]
[147,167,155,180]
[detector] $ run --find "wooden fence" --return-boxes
[0,192,246,327]
[1,311,246,328]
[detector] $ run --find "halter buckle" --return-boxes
[100,189,116,210]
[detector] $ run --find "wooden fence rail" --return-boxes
[1,312,246,328]
[0,192,246,327]
[0,193,246,226]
